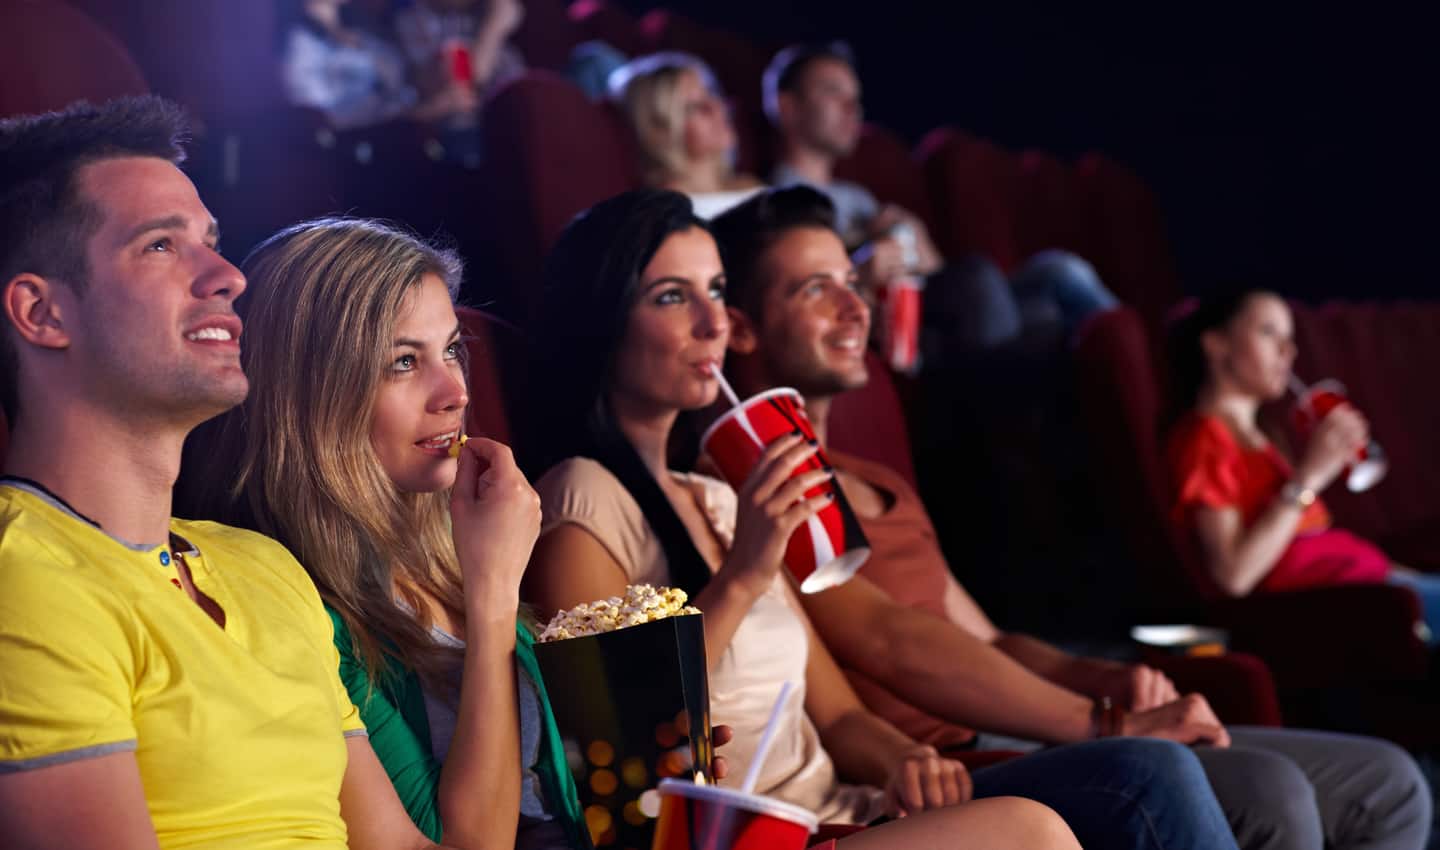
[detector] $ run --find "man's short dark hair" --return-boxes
[762,42,856,125]
[710,186,839,320]
[0,95,190,423]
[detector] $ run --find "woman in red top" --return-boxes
[1163,291,1440,637]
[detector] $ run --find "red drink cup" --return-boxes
[875,277,922,374]
[651,779,817,850]
[700,389,870,593]
[1290,379,1388,492]
[444,38,474,85]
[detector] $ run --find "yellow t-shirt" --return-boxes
[0,481,366,848]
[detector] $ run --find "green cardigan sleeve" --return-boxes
[328,607,588,849]
[328,607,445,842]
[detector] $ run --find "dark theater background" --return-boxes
[5,0,1440,740]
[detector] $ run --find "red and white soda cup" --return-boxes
[650,779,818,850]
[1290,379,1388,492]
[444,38,474,85]
[875,277,922,374]
[700,388,870,593]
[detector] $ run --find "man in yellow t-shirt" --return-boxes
[0,98,453,849]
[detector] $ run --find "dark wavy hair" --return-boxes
[523,189,716,596]
[1163,289,1274,428]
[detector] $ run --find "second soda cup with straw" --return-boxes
[1289,376,1388,492]
[699,367,870,593]
[650,683,819,850]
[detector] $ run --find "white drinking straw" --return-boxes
[740,681,796,794]
[708,362,767,450]
[710,362,743,409]
[1287,373,1309,398]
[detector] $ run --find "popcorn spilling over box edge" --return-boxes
[534,585,712,850]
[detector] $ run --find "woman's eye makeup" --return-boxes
[390,353,417,372]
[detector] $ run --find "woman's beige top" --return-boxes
[535,457,886,825]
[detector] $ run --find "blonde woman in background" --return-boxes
[609,52,766,219]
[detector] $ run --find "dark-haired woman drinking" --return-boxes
[1165,290,1440,637]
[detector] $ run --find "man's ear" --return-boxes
[726,305,758,355]
[4,274,73,351]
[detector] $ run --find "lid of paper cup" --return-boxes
[799,547,870,594]
[1130,624,1228,647]
[1347,457,1388,493]
[699,387,804,450]
[656,778,819,832]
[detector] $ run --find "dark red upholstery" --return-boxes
[458,307,526,451]
[511,0,584,71]
[827,351,919,490]
[833,123,936,233]
[1071,153,1182,326]
[917,128,1022,272]
[0,0,147,118]
[1072,307,1431,710]
[1148,652,1283,727]
[475,72,640,324]
[1283,301,1440,569]
[71,0,280,123]
[568,0,649,58]
[1014,149,1082,259]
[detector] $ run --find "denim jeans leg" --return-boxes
[923,253,1024,351]
[971,738,1240,850]
[1011,249,1119,334]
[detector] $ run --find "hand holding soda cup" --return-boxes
[1290,378,1387,492]
[701,374,870,593]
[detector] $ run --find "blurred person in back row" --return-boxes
[764,43,1117,358]
[281,0,486,133]
[608,52,767,219]
[712,186,1432,850]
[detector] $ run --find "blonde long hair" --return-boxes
[182,217,466,689]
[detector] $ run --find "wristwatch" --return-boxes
[1280,481,1317,509]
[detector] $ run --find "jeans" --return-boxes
[924,249,1118,353]
[971,737,1239,850]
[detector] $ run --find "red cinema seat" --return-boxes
[0,0,147,118]
[833,123,936,234]
[458,307,525,452]
[917,128,1022,272]
[827,351,919,491]
[511,0,584,71]
[1072,153,1183,326]
[475,72,640,324]
[1014,149,1082,260]
[569,0,649,59]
